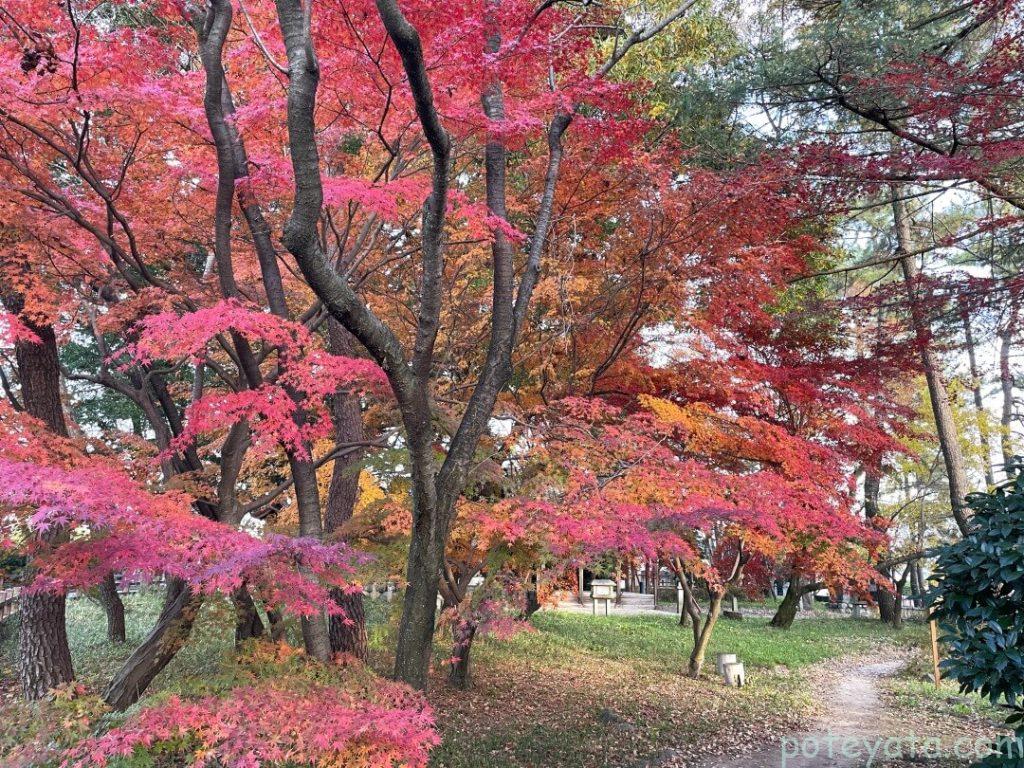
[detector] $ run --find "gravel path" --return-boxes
[696,660,905,768]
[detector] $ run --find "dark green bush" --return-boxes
[931,458,1024,767]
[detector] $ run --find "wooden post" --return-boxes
[653,561,659,607]
[929,617,941,689]
[577,566,584,605]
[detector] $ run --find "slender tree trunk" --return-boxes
[677,567,701,632]
[194,0,330,662]
[291,457,332,661]
[103,579,202,710]
[962,305,996,486]
[999,296,1020,473]
[909,564,921,608]
[892,191,971,536]
[688,594,723,677]
[448,617,477,689]
[98,572,126,643]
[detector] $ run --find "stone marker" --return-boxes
[722,662,746,687]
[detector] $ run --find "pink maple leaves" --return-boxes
[65,677,439,768]
[130,299,387,458]
[0,457,358,616]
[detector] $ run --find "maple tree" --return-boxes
[0,0,389,706]
[1,0,1018,764]
[260,0,712,687]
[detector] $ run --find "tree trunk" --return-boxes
[103,579,202,711]
[267,608,286,642]
[999,296,1020,474]
[231,585,264,646]
[877,577,898,626]
[448,618,477,690]
[195,1,331,662]
[879,567,909,629]
[328,588,368,660]
[893,191,971,536]
[98,572,126,643]
[770,576,803,629]
[676,565,700,629]
[1,296,76,700]
[18,591,74,699]
[688,594,723,677]
[523,571,541,618]
[291,456,332,662]
[324,320,368,661]
[962,305,996,486]
[392,501,445,689]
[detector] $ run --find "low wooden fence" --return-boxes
[0,585,20,622]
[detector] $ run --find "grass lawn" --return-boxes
[427,611,925,767]
[1,593,937,768]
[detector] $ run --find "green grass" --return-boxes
[517,610,925,671]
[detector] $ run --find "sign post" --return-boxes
[928,616,942,689]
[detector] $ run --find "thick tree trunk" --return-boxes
[103,579,203,710]
[324,321,368,661]
[267,608,286,642]
[523,571,541,618]
[1,296,76,699]
[231,585,264,646]
[770,576,803,629]
[448,618,477,690]
[879,567,909,629]
[877,578,899,626]
[893,192,971,536]
[283,432,332,660]
[98,572,126,643]
[393,503,445,688]
[329,589,368,659]
[18,591,74,699]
